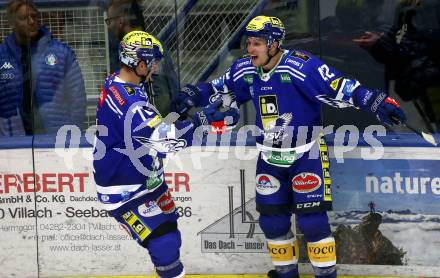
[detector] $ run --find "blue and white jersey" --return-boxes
[197,49,383,152]
[93,73,194,211]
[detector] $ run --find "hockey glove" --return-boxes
[193,100,240,134]
[375,95,406,126]
[171,84,202,115]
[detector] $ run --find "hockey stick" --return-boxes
[402,121,437,146]
[391,116,437,146]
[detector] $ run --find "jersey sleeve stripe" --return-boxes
[105,97,123,116]
[336,79,360,103]
[278,65,306,78]
[96,183,143,194]
[233,66,256,78]
[233,70,256,82]
[98,189,149,210]
[315,94,356,108]
[335,79,347,100]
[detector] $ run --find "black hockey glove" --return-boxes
[171,84,202,115]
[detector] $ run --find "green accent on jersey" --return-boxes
[267,150,297,165]
[256,50,289,80]
[146,171,163,190]
[244,74,253,84]
[280,73,291,83]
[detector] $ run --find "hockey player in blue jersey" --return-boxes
[93,31,223,278]
[172,16,407,278]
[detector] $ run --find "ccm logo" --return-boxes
[296,201,320,209]
[308,246,334,255]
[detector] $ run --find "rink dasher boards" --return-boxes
[1,140,440,277]
[56,274,431,278]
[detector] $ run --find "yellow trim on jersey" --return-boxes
[330,77,342,91]
[147,115,161,128]
[319,135,332,201]
[122,210,151,241]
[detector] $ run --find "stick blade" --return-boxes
[421,131,438,146]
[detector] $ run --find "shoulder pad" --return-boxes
[229,57,256,82]
[284,55,305,69]
[231,56,253,72]
[106,76,141,98]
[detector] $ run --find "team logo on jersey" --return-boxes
[133,136,187,154]
[123,85,135,95]
[263,113,293,145]
[256,174,280,195]
[341,79,357,96]
[292,173,322,193]
[45,53,58,66]
[291,51,310,61]
[121,191,131,201]
[98,87,107,106]
[280,73,291,83]
[330,78,341,91]
[100,194,110,202]
[259,95,279,129]
[244,74,253,84]
[260,95,278,116]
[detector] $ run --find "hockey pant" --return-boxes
[112,194,184,278]
[256,143,336,278]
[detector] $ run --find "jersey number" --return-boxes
[132,106,154,121]
[318,64,335,81]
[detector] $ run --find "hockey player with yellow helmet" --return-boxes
[172,15,407,278]
[94,30,228,278]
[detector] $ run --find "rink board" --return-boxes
[60,275,421,278]
[1,136,440,277]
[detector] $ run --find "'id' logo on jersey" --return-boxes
[260,95,278,116]
[259,95,279,129]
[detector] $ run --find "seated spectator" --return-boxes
[0,0,86,136]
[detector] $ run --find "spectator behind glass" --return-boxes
[105,0,180,116]
[354,0,440,131]
[0,0,86,136]
[304,0,390,129]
